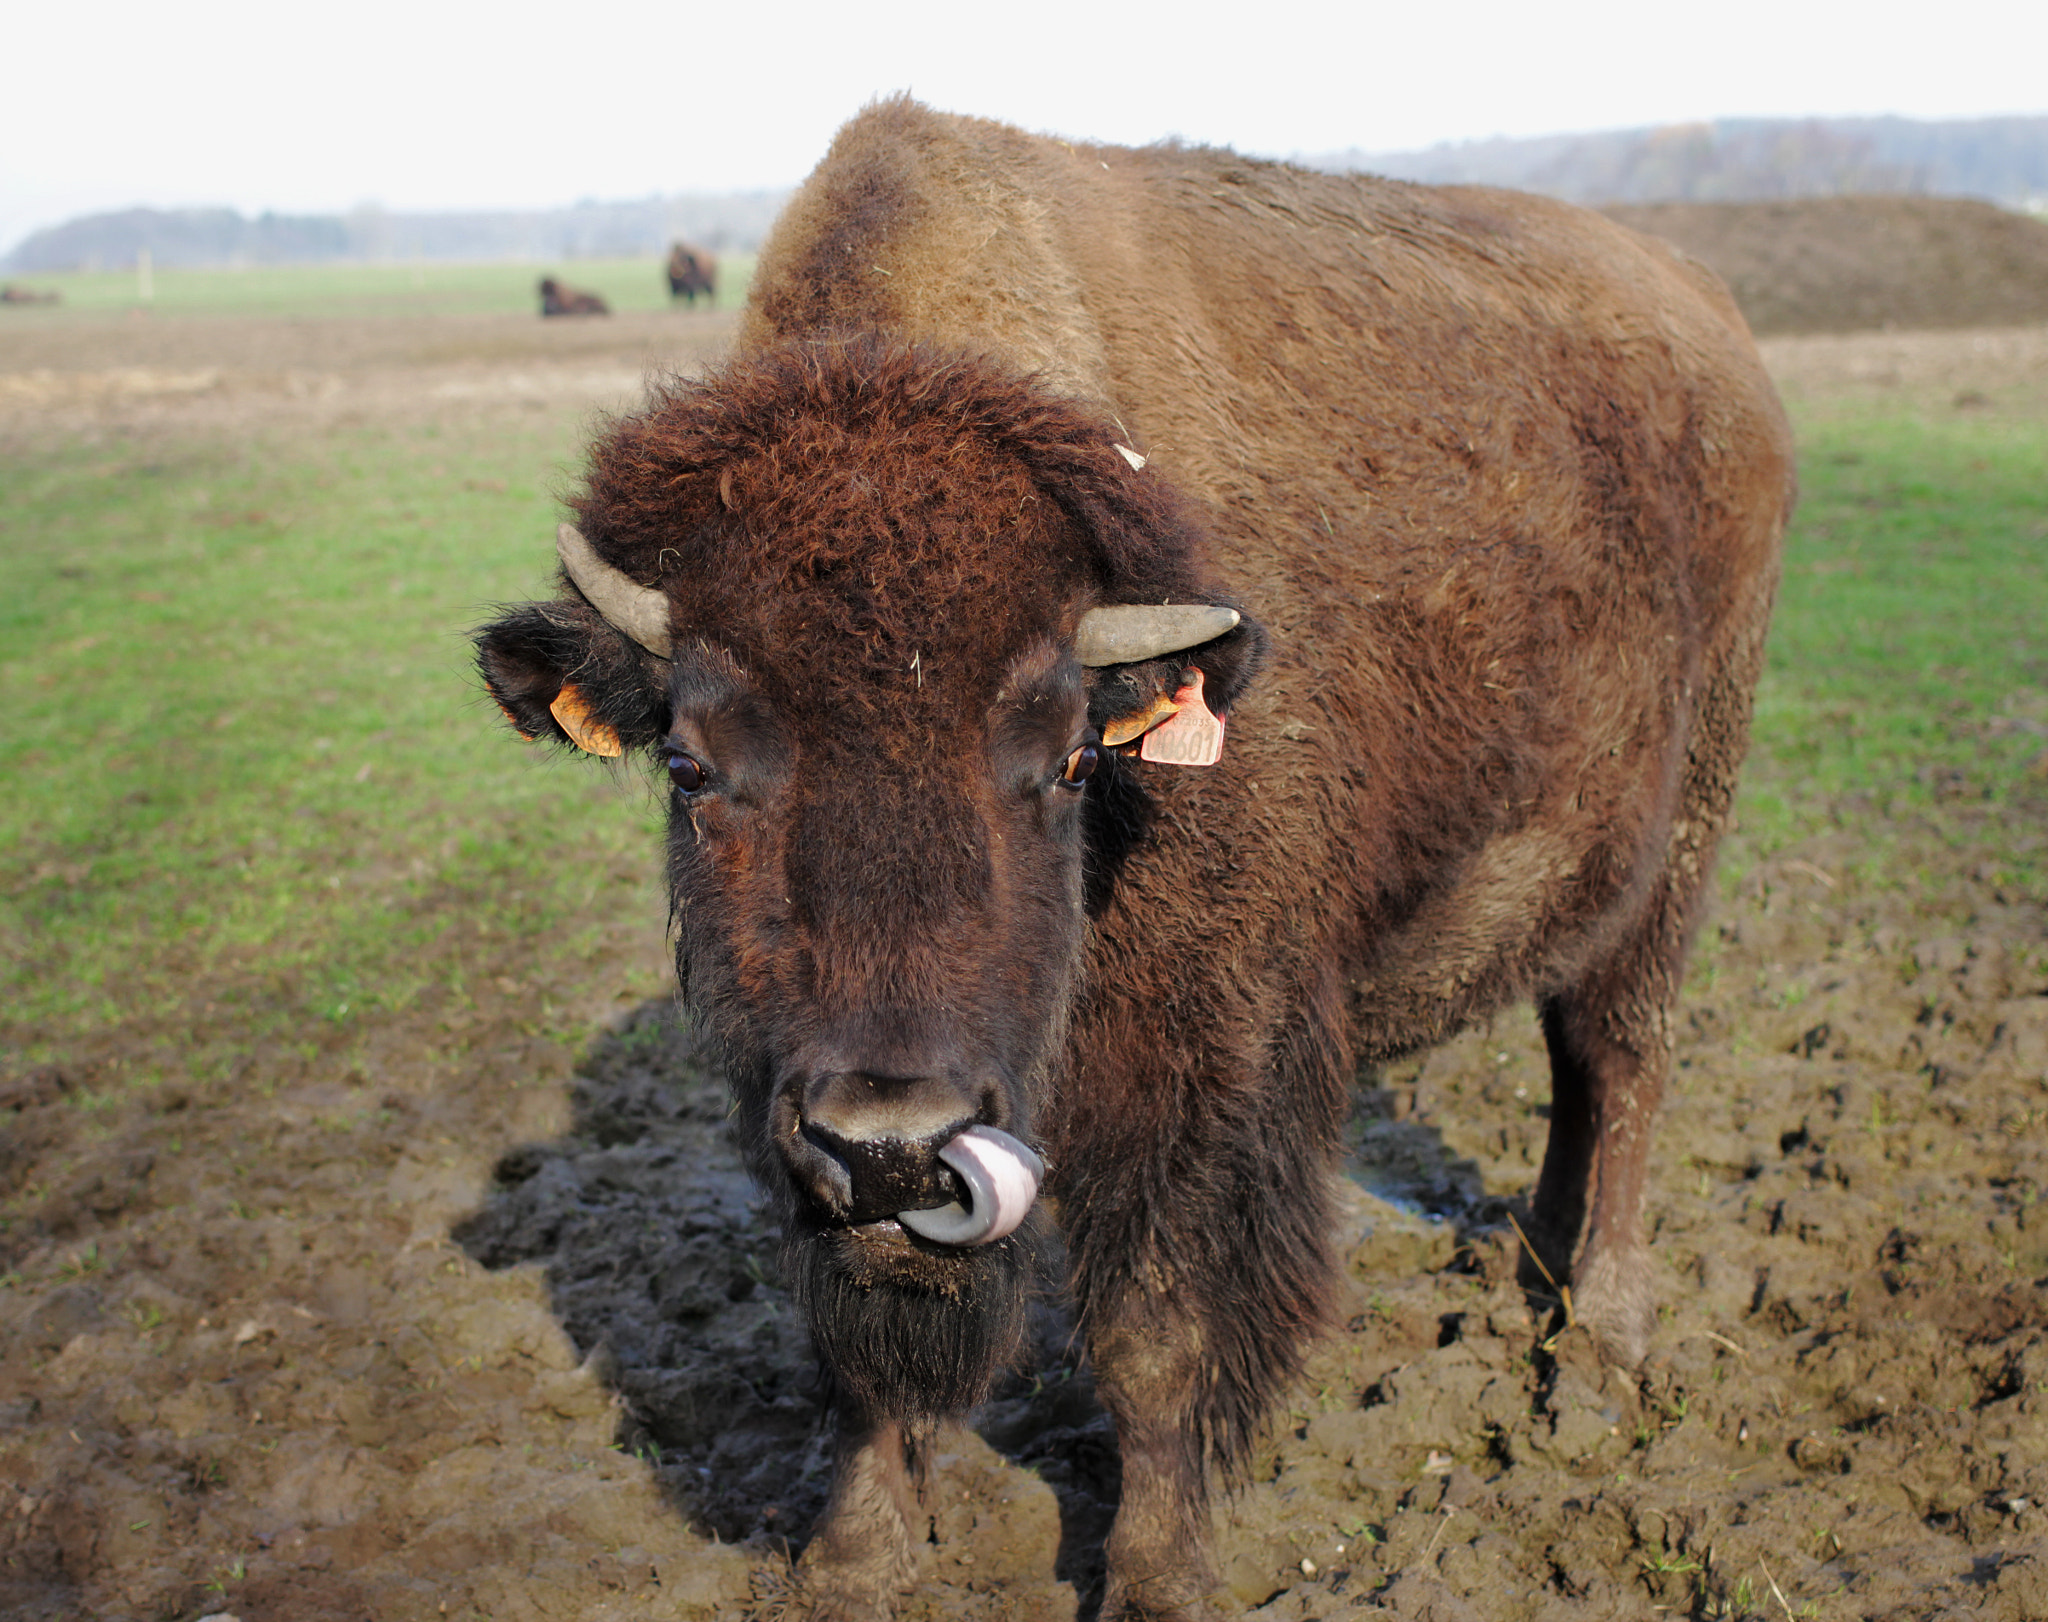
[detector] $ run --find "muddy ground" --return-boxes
[4,286,2047,1622]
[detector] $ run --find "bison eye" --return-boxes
[1060,744,1100,788]
[667,752,707,795]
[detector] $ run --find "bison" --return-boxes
[537,275,608,316]
[476,97,1794,1620]
[665,239,717,306]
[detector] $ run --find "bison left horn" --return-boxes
[1073,604,1241,667]
[556,523,673,659]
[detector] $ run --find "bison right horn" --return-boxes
[556,523,673,659]
[1073,604,1241,667]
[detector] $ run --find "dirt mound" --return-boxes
[1604,195,2048,335]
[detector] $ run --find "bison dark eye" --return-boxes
[1061,744,1100,788]
[667,752,707,794]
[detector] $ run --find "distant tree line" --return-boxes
[1316,115,2048,209]
[3,191,791,274]
[10,115,2047,272]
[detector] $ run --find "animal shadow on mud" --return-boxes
[452,999,1510,1607]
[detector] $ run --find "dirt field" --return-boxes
[4,280,2047,1617]
[1601,196,2048,337]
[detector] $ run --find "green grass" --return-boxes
[0,410,667,1055]
[2,375,2042,1063]
[1738,406,2048,863]
[4,254,755,319]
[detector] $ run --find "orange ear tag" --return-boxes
[549,684,623,757]
[1102,690,1183,748]
[1139,667,1226,767]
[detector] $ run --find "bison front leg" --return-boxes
[797,1414,926,1621]
[1073,1136,1338,1620]
[1089,1307,1221,1621]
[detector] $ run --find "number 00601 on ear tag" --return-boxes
[1140,667,1226,767]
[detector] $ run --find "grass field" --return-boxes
[1,396,667,1070]
[1743,408,2048,859]
[4,253,756,318]
[2,291,2044,1071]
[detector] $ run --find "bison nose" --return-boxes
[788,1067,982,1220]
[779,1069,1043,1245]
[799,1121,965,1225]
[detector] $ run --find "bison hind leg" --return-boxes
[1524,987,1667,1368]
[1528,636,1767,1363]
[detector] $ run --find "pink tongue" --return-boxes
[895,1125,1043,1246]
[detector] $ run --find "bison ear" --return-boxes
[1010,425,1269,721]
[474,602,668,756]
[1085,615,1267,745]
[1179,612,1266,715]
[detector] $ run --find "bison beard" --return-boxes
[787,1221,1038,1422]
[474,97,1794,1622]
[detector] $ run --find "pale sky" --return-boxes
[4,0,2042,254]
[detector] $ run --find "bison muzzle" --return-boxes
[476,97,1795,1621]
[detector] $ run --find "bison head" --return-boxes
[475,338,1264,1417]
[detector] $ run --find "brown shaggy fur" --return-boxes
[477,97,1794,1621]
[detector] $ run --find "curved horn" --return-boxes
[556,522,672,659]
[1073,603,1240,667]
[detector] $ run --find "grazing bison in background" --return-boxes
[665,239,717,306]
[477,96,1793,1620]
[537,275,608,316]
[0,282,60,305]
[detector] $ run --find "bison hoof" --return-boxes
[793,1522,919,1622]
[1567,1244,1655,1367]
[788,1556,911,1622]
[1101,1570,1225,1622]
[796,1587,896,1622]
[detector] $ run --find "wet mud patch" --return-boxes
[3,806,2044,1621]
[439,807,2048,1622]
[453,1008,818,1544]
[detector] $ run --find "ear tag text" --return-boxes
[549,684,624,757]
[1139,667,1226,767]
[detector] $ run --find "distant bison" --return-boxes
[537,276,608,316]
[0,283,60,306]
[665,240,717,307]
[478,97,1793,1620]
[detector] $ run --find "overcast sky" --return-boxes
[5,0,2043,254]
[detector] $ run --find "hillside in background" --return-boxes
[2,191,790,274]
[1603,195,2048,334]
[1317,114,2048,207]
[7,114,2046,273]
